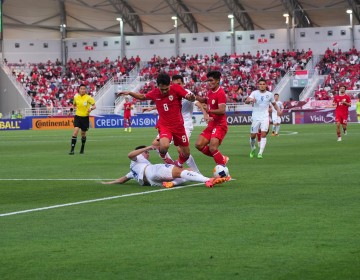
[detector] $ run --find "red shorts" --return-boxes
[158,126,189,147]
[200,124,228,144]
[335,113,348,125]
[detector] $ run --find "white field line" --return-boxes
[0,179,235,217]
[0,178,111,181]
[0,183,201,217]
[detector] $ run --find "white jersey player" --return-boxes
[181,95,195,138]
[101,145,230,188]
[245,78,281,159]
[270,93,284,136]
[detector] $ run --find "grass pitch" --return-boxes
[1,124,360,280]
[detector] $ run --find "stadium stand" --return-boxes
[5,48,312,115]
[6,57,138,112]
[314,48,360,100]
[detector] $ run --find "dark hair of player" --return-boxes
[258,78,266,84]
[172,74,184,83]
[206,70,221,80]
[135,145,147,150]
[156,73,171,86]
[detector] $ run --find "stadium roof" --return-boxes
[2,0,359,39]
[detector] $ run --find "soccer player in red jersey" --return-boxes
[122,97,133,132]
[333,85,351,141]
[119,73,195,167]
[195,71,228,166]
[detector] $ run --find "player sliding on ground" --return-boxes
[102,145,231,188]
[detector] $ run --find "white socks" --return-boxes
[276,125,280,134]
[180,170,209,183]
[259,138,267,154]
[186,155,200,173]
[250,138,256,150]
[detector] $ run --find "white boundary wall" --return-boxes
[2,25,359,63]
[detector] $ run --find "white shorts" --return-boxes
[251,117,270,134]
[272,114,281,124]
[145,164,174,187]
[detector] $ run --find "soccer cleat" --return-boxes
[223,155,229,165]
[80,150,84,154]
[124,128,127,132]
[257,153,263,159]
[205,176,231,188]
[69,151,74,155]
[129,128,132,133]
[163,157,175,164]
[343,129,347,135]
[275,133,279,136]
[250,149,256,159]
[271,132,275,136]
[162,181,174,188]
[337,137,342,142]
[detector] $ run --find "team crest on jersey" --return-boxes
[168,95,174,101]
[212,100,215,104]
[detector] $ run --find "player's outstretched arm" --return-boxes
[102,176,131,185]
[142,106,156,113]
[118,91,147,100]
[185,93,196,102]
[128,145,156,160]
[196,96,206,103]
[196,101,209,117]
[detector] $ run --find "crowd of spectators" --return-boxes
[137,49,312,104]
[7,56,140,110]
[7,49,312,110]
[314,47,360,100]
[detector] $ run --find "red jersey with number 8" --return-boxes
[145,84,189,129]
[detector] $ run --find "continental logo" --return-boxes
[32,118,74,130]
[0,120,21,130]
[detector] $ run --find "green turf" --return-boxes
[1,124,360,280]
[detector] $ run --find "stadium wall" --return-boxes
[1,25,359,63]
[0,63,30,116]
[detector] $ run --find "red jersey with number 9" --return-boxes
[145,83,189,129]
[206,87,228,127]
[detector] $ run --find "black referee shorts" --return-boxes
[73,115,90,131]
